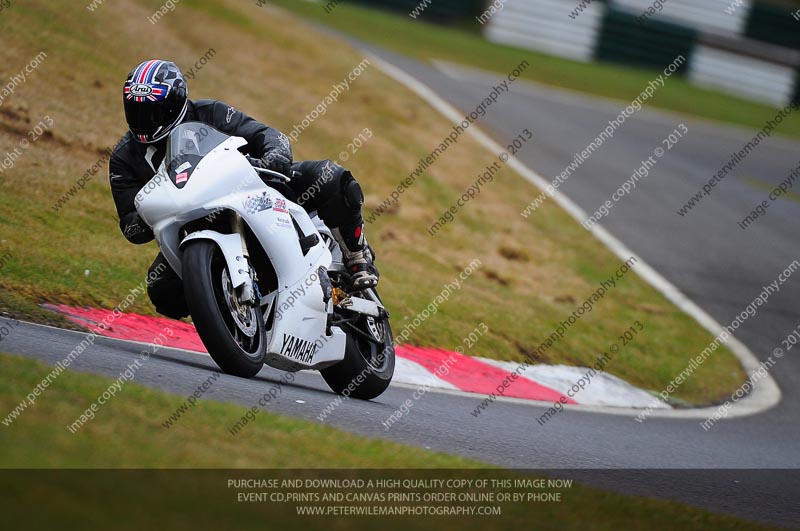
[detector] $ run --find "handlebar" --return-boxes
[251,166,297,182]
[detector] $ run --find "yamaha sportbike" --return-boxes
[135,122,394,399]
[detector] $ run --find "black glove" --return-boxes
[253,151,292,178]
[120,211,154,245]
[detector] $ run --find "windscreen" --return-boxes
[164,122,230,188]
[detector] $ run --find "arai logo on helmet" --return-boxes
[129,84,154,97]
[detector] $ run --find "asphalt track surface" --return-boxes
[3,35,799,528]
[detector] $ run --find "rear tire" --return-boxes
[182,241,265,378]
[321,290,394,400]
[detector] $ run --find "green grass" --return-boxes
[0,0,748,405]
[269,0,800,138]
[0,353,478,468]
[0,354,778,531]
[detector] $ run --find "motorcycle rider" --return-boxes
[109,60,378,320]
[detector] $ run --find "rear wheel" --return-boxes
[182,240,265,378]
[320,289,394,400]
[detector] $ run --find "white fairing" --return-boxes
[135,129,346,370]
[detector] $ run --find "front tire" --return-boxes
[321,290,394,400]
[182,241,265,378]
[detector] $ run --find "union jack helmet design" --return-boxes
[123,60,188,144]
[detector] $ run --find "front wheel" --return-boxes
[321,290,394,400]
[182,240,265,378]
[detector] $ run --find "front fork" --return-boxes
[233,213,258,305]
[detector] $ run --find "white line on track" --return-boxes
[362,52,781,420]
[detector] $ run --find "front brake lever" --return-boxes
[252,166,292,183]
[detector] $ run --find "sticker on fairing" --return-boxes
[175,161,193,174]
[275,216,292,228]
[280,333,319,363]
[244,191,273,215]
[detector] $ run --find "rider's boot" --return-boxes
[332,223,379,291]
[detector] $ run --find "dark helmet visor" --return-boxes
[124,99,172,134]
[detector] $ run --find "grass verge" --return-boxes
[0,0,746,403]
[0,353,777,531]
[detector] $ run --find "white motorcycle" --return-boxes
[135,122,394,399]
